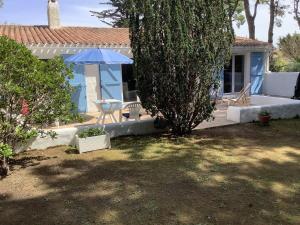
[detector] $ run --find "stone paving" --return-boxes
[51,103,237,130]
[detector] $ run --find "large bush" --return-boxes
[128,0,236,135]
[0,36,74,149]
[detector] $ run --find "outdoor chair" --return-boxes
[122,102,142,121]
[226,83,251,106]
[95,99,123,125]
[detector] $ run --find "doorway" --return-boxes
[224,55,245,94]
[122,64,138,102]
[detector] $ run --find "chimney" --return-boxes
[47,0,60,29]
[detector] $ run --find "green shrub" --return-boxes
[285,61,300,72]
[269,51,288,72]
[259,111,271,117]
[0,36,75,149]
[60,113,85,125]
[78,128,106,138]
[0,143,13,177]
[0,143,13,159]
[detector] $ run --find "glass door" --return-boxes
[224,58,233,93]
[223,55,244,94]
[234,55,245,92]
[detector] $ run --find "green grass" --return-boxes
[0,119,300,225]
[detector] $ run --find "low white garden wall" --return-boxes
[227,95,300,123]
[19,119,163,152]
[263,72,299,98]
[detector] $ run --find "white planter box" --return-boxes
[75,133,111,154]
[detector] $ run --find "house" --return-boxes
[0,0,272,113]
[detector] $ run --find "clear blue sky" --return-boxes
[0,0,298,45]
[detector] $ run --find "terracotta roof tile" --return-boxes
[234,36,270,47]
[0,25,270,47]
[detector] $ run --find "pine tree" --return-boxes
[128,0,237,135]
[91,0,130,27]
[93,0,241,28]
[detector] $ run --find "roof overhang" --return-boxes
[26,43,132,59]
[26,43,273,60]
[232,45,273,54]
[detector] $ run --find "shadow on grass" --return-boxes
[10,155,56,170]
[0,120,300,225]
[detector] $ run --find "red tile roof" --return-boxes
[0,25,270,47]
[0,25,129,46]
[234,36,270,47]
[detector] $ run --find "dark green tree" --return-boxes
[91,0,130,27]
[92,0,242,28]
[128,0,237,135]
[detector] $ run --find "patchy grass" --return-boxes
[0,119,300,225]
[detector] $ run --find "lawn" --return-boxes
[0,120,300,225]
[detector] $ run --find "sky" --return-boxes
[0,0,299,45]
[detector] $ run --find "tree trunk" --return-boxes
[268,0,275,44]
[243,0,260,40]
[0,157,9,178]
[295,0,300,29]
[247,18,256,39]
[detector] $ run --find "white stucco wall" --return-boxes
[18,119,164,152]
[263,72,299,98]
[85,64,101,113]
[250,95,299,105]
[227,95,300,123]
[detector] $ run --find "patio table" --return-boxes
[95,99,123,125]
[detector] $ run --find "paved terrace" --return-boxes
[49,103,237,130]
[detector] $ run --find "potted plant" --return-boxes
[75,127,111,154]
[258,111,271,126]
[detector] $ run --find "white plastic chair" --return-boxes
[122,102,142,121]
[96,99,123,125]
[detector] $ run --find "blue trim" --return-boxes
[100,64,123,101]
[63,54,87,113]
[250,52,265,95]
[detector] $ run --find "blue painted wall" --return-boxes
[69,64,87,113]
[99,64,123,101]
[63,55,87,113]
[250,52,265,95]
